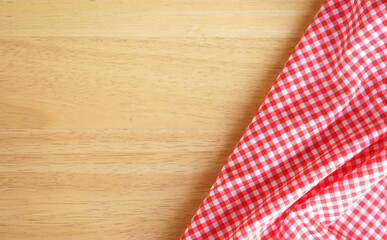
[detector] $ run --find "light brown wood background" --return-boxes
[0,0,324,239]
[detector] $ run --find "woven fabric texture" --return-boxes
[181,0,387,239]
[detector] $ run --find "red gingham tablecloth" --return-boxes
[181,0,387,239]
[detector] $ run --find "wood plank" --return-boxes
[0,37,299,129]
[0,130,237,240]
[0,0,324,37]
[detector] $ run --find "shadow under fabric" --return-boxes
[181,0,387,239]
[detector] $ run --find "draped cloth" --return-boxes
[181,0,387,239]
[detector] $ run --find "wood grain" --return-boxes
[0,0,324,239]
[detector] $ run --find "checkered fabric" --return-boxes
[181,0,387,239]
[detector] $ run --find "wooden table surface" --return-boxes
[0,1,324,239]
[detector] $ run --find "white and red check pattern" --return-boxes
[181,0,387,239]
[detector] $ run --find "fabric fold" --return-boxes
[181,0,386,239]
